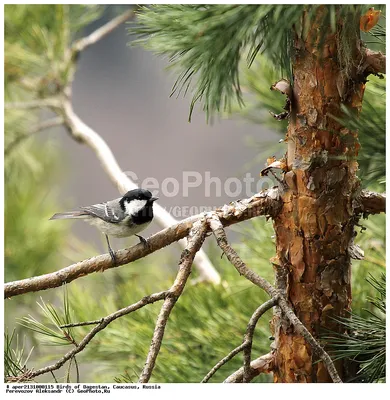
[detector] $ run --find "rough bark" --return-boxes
[272,7,366,383]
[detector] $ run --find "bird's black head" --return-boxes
[119,189,158,219]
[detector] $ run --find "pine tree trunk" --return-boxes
[272,7,366,382]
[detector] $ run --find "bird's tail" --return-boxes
[50,211,89,220]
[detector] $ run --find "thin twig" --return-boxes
[71,8,136,56]
[201,343,247,383]
[201,297,277,383]
[26,291,167,379]
[4,188,281,299]
[5,117,64,156]
[242,298,278,382]
[208,214,342,384]
[138,219,207,383]
[60,319,103,329]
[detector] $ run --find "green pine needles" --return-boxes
[325,274,386,383]
[132,5,368,121]
[132,5,306,121]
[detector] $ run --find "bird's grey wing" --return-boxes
[80,198,124,223]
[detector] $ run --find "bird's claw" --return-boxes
[136,234,150,249]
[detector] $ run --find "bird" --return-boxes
[50,188,158,266]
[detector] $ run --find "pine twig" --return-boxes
[138,219,208,383]
[23,291,168,379]
[71,8,136,56]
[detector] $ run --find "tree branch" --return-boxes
[24,291,168,380]
[201,297,277,383]
[138,219,207,383]
[224,353,275,383]
[71,8,136,56]
[242,297,278,382]
[356,190,386,215]
[201,343,247,383]
[4,188,281,299]
[208,214,342,383]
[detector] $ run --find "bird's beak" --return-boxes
[150,197,159,202]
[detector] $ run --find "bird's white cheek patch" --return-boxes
[124,199,147,215]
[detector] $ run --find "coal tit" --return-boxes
[50,188,158,265]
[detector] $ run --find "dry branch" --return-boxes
[138,219,207,383]
[209,214,342,383]
[201,297,277,383]
[201,343,247,383]
[242,298,278,382]
[4,188,281,299]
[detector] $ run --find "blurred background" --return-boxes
[4,5,385,383]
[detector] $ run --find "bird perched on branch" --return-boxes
[50,188,158,266]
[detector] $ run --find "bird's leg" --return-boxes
[135,234,148,247]
[105,234,117,268]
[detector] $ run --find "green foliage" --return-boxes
[19,291,76,347]
[4,4,105,88]
[325,274,386,383]
[132,5,305,120]
[4,330,34,381]
[133,5,367,121]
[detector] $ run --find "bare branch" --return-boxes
[242,298,278,382]
[201,297,277,383]
[4,188,281,299]
[208,214,342,383]
[363,48,386,75]
[5,117,64,156]
[138,220,208,383]
[25,291,167,379]
[201,343,247,383]
[224,353,275,383]
[71,8,135,56]
[356,190,386,215]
